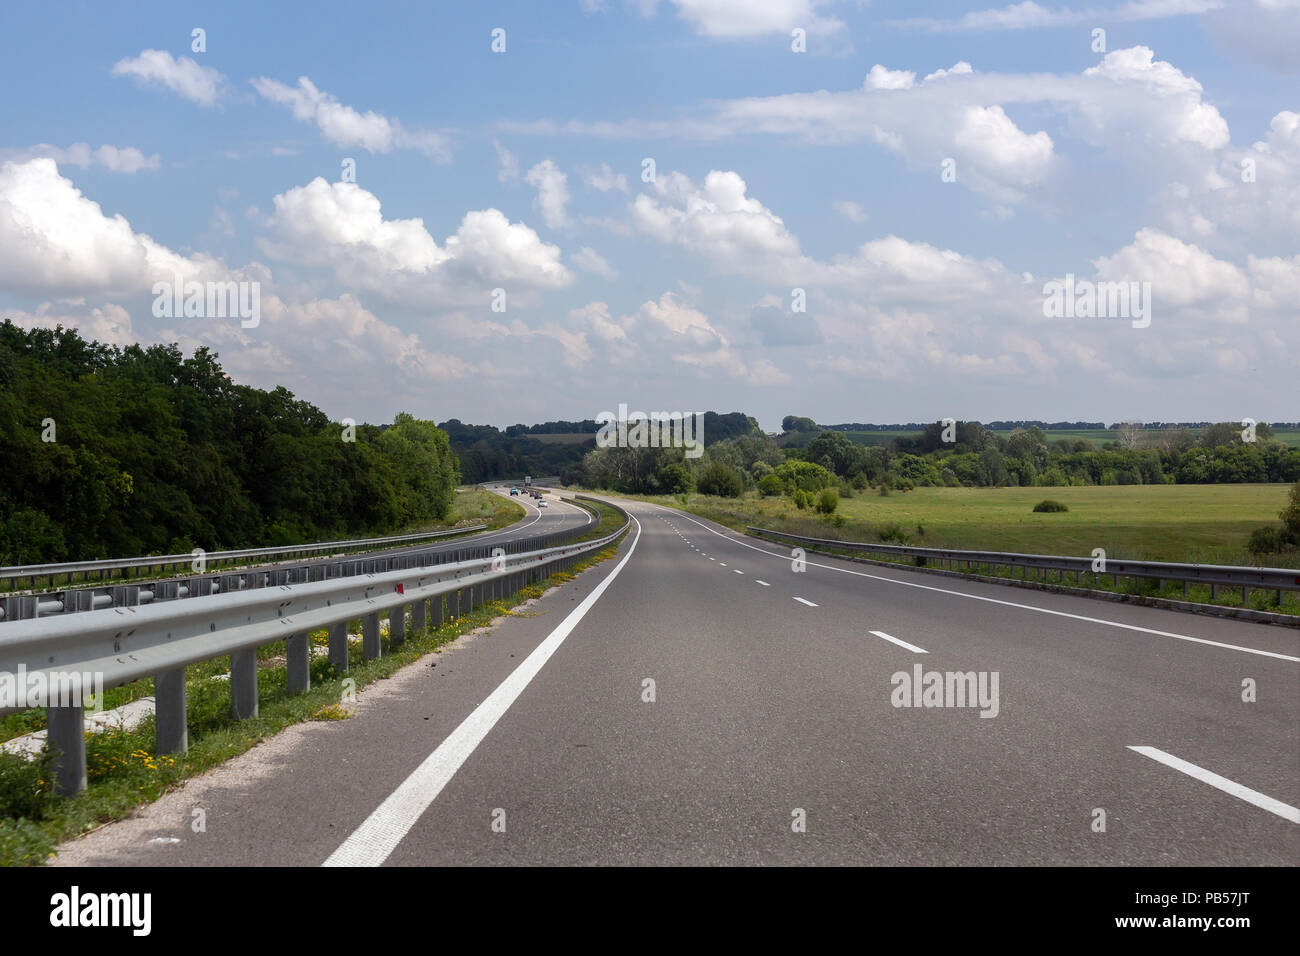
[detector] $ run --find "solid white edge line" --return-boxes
[653,506,1299,663]
[869,629,929,654]
[1128,746,1300,824]
[322,514,643,867]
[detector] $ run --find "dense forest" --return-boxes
[0,322,458,565]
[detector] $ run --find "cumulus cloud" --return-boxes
[111,49,226,106]
[251,76,451,161]
[632,170,804,275]
[864,65,916,90]
[3,300,137,347]
[0,158,229,297]
[260,177,572,305]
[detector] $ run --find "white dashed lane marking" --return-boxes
[869,630,928,654]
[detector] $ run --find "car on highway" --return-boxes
[510,487,519,495]
[538,499,547,507]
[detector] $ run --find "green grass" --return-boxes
[453,485,525,530]
[592,483,1295,566]
[0,533,626,866]
[579,482,1296,616]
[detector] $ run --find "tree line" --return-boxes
[578,417,1300,505]
[0,322,458,564]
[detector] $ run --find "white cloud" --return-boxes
[111,49,226,106]
[4,300,136,347]
[261,177,572,305]
[632,170,803,274]
[251,76,451,161]
[0,158,226,297]
[1,143,160,173]
[864,65,916,90]
[953,105,1055,190]
[1091,227,1250,318]
[572,246,619,279]
[660,0,844,38]
[525,159,571,228]
[1081,46,1228,149]
[924,61,974,81]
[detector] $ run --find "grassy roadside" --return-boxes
[572,485,1300,616]
[565,497,625,542]
[0,532,626,866]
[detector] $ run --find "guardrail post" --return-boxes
[431,595,445,629]
[363,612,381,660]
[47,704,88,796]
[112,584,141,608]
[1,595,38,622]
[328,621,349,672]
[230,649,259,720]
[287,633,311,694]
[389,606,406,647]
[155,666,188,754]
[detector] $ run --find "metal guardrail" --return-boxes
[1,488,607,622]
[747,527,1300,599]
[0,524,490,593]
[3,498,629,795]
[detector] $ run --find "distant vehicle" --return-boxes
[510,487,519,495]
[538,499,548,507]
[524,475,532,486]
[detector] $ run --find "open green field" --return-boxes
[626,483,1295,566]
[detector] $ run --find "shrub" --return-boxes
[792,489,812,509]
[877,521,909,544]
[1033,499,1069,513]
[757,473,784,497]
[1247,525,1285,555]
[696,462,744,497]
[772,460,837,493]
[815,488,839,514]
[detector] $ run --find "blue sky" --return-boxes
[1,0,1296,431]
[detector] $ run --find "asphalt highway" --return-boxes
[53,495,1299,866]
